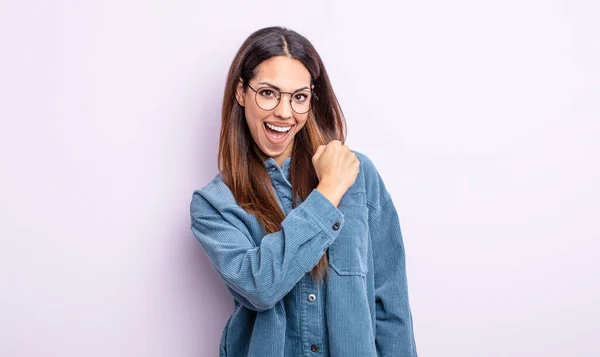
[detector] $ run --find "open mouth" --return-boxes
[263,122,294,144]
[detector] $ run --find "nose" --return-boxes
[273,93,293,119]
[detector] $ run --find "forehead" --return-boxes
[253,56,311,90]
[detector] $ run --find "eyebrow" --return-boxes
[258,81,310,92]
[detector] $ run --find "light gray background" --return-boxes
[1,1,598,356]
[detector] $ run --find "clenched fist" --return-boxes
[312,140,360,207]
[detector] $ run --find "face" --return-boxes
[236,56,312,168]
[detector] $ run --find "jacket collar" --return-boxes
[263,157,291,171]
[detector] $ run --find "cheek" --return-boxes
[244,106,264,129]
[295,116,308,130]
[242,92,257,115]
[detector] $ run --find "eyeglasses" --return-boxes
[246,83,317,114]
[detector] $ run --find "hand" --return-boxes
[312,140,360,207]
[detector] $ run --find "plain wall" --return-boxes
[1,0,598,356]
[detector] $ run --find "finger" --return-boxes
[313,145,326,161]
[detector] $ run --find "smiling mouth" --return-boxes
[263,122,294,143]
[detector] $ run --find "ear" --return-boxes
[235,78,245,107]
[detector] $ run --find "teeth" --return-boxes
[265,122,292,132]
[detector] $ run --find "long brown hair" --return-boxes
[218,26,346,284]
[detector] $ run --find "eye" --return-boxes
[258,89,277,98]
[294,93,308,102]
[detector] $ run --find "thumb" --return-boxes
[312,144,326,162]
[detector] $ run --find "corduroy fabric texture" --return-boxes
[190,150,418,357]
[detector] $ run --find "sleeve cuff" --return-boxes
[298,188,345,240]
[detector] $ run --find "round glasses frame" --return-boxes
[246,83,318,114]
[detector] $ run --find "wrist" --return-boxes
[316,180,346,207]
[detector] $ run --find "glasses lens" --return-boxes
[290,90,312,114]
[255,87,280,110]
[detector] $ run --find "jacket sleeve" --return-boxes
[363,159,417,356]
[371,195,418,356]
[190,187,345,312]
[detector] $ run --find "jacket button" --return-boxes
[307,293,316,302]
[310,344,319,352]
[332,222,340,230]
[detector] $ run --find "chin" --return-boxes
[261,147,284,158]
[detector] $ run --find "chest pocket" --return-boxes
[328,189,369,276]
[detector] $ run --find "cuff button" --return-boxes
[332,222,340,230]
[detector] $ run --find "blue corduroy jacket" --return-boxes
[190,150,418,356]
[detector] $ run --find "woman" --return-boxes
[190,26,418,357]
